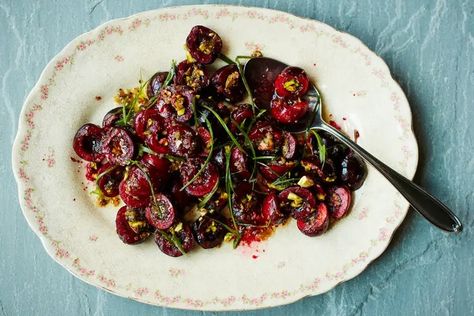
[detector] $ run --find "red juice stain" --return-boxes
[240,226,274,247]
[354,129,360,143]
[252,255,258,259]
[329,120,342,130]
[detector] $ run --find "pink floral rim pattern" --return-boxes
[13,6,417,309]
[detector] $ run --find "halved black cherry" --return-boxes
[232,182,262,225]
[73,123,104,162]
[186,25,222,64]
[154,222,194,257]
[116,206,151,244]
[147,71,169,98]
[97,163,125,197]
[279,186,316,220]
[145,193,176,230]
[248,121,283,155]
[166,123,199,157]
[179,158,219,197]
[274,66,310,98]
[296,202,329,237]
[119,166,151,208]
[101,127,135,166]
[155,85,195,123]
[270,96,309,125]
[327,185,352,219]
[192,213,226,249]
[174,60,209,91]
[102,107,123,127]
[230,147,250,180]
[340,152,367,190]
[211,64,245,103]
[262,192,287,225]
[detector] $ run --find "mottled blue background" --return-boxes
[1,1,473,315]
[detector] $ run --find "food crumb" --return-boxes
[95,96,102,101]
[354,129,360,143]
[252,255,258,259]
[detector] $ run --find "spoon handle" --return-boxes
[316,123,462,233]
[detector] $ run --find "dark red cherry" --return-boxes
[279,186,317,220]
[196,126,212,157]
[154,222,194,257]
[166,123,199,157]
[97,163,125,197]
[274,66,310,98]
[133,108,164,140]
[141,153,170,189]
[73,123,104,162]
[232,182,262,225]
[174,60,209,91]
[147,71,169,98]
[102,107,123,127]
[255,172,273,194]
[262,193,287,225]
[248,121,283,155]
[282,131,296,159]
[301,156,337,183]
[115,206,151,244]
[155,85,195,123]
[296,203,329,236]
[211,64,245,103]
[100,127,135,166]
[230,104,253,130]
[259,159,296,181]
[145,193,176,230]
[203,187,228,212]
[340,152,367,190]
[327,186,352,219]
[170,179,196,211]
[192,213,226,249]
[230,147,251,179]
[186,25,222,64]
[270,96,308,124]
[119,166,151,208]
[179,158,219,197]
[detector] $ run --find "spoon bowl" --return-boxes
[244,57,463,233]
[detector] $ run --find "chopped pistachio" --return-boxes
[287,192,303,208]
[174,222,183,232]
[283,79,299,92]
[298,176,314,188]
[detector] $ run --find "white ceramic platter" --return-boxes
[12,5,418,311]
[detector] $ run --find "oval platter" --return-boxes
[12,5,418,311]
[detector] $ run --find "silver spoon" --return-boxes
[244,57,462,233]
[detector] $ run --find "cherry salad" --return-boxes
[72,25,367,257]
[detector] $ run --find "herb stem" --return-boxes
[218,53,235,65]
[201,104,246,153]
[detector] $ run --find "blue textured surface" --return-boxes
[2,1,473,315]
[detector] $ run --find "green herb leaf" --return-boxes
[197,180,220,208]
[163,60,176,88]
[218,53,236,65]
[311,129,326,166]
